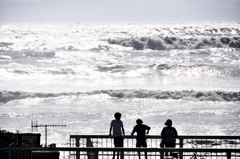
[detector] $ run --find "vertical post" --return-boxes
[87,137,95,159]
[94,151,98,159]
[18,134,22,147]
[75,137,80,147]
[45,125,48,147]
[76,137,80,159]
[179,138,183,159]
[160,151,164,159]
[120,142,124,159]
[8,144,12,159]
[227,152,231,159]
[31,121,33,132]
[37,134,41,147]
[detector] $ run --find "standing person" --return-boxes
[109,112,125,159]
[131,119,151,159]
[161,119,178,157]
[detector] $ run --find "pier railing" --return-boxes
[0,146,240,159]
[69,135,240,159]
[70,135,240,148]
[0,135,239,159]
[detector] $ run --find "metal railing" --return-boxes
[70,135,240,148]
[0,135,239,159]
[69,135,240,159]
[1,146,240,159]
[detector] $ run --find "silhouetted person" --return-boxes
[131,119,151,159]
[161,119,178,157]
[109,112,125,159]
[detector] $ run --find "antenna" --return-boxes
[31,120,66,147]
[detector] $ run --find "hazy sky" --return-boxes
[0,0,239,22]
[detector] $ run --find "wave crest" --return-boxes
[96,90,240,102]
[1,90,239,103]
[108,36,240,50]
[0,50,55,60]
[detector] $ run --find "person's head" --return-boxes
[165,119,172,126]
[114,112,122,120]
[136,119,143,125]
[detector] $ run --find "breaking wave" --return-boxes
[1,90,240,103]
[108,36,240,50]
[0,50,55,60]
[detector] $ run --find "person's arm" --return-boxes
[174,128,178,138]
[131,127,136,136]
[121,126,125,136]
[160,127,165,139]
[109,126,113,136]
[121,121,125,136]
[146,125,151,134]
[109,121,113,136]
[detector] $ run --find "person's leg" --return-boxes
[116,147,120,159]
[138,151,141,159]
[142,140,148,159]
[118,137,124,159]
[113,151,116,159]
[144,152,147,159]
[164,143,170,156]
[165,142,176,156]
[136,140,141,159]
[120,147,124,159]
[113,137,119,159]
[170,142,176,156]
[115,145,120,159]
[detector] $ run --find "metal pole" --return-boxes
[227,152,231,159]
[45,125,47,147]
[8,144,11,159]
[94,151,98,159]
[160,151,164,159]
[76,137,80,159]
[179,138,183,159]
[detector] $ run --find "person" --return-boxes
[109,112,125,159]
[160,119,178,157]
[131,119,151,159]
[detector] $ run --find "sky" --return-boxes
[0,0,240,22]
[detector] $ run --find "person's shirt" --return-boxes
[110,119,124,137]
[161,126,178,143]
[131,124,151,140]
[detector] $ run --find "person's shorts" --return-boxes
[164,142,176,147]
[114,137,123,147]
[136,139,147,147]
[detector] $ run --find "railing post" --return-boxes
[87,137,95,159]
[8,144,12,159]
[160,150,164,159]
[227,151,231,159]
[94,151,98,159]
[179,138,183,159]
[87,137,94,147]
[76,137,80,159]
[121,142,124,159]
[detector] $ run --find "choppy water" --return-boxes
[0,22,240,146]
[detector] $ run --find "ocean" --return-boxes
[0,22,239,146]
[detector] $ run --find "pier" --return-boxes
[0,135,239,159]
[69,135,240,159]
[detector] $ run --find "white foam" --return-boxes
[0,22,239,146]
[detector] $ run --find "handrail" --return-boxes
[69,135,240,159]
[36,147,240,153]
[1,147,240,152]
[70,135,240,139]
[69,135,240,149]
[1,147,240,159]
[1,135,239,159]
